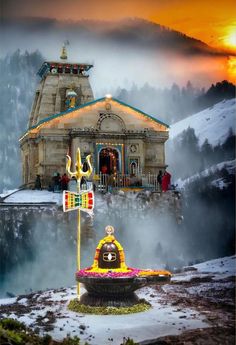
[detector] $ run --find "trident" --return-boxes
[66,147,93,299]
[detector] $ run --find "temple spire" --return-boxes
[60,44,68,60]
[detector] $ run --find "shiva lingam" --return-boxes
[76,225,171,307]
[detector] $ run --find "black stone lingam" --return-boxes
[76,225,171,307]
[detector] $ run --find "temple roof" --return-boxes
[20,97,169,140]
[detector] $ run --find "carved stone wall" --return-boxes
[29,74,94,127]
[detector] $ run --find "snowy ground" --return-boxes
[173,255,235,282]
[0,287,207,345]
[169,99,235,147]
[1,190,62,205]
[0,255,235,345]
[0,189,19,198]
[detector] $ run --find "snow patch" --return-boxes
[211,178,231,190]
[0,297,17,305]
[173,255,236,282]
[175,159,235,188]
[170,99,236,147]
[2,190,62,205]
[0,189,19,198]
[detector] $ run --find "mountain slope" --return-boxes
[0,17,226,57]
[169,99,236,146]
[176,159,235,188]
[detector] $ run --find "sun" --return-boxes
[224,30,236,49]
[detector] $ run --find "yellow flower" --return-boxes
[138,270,171,276]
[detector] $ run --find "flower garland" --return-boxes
[76,267,140,278]
[92,235,127,270]
[138,269,171,277]
[76,267,171,279]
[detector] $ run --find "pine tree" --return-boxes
[201,138,213,168]
[0,50,43,192]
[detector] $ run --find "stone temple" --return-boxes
[20,47,169,188]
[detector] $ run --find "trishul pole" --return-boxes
[66,147,93,298]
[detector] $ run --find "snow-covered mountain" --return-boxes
[176,159,235,189]
[170,98,235,146]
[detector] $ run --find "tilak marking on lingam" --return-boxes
[63,147,94,299]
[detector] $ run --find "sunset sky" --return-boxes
[2,0,236,52]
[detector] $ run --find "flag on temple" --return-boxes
[63,190,94,213]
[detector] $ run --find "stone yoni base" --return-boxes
[80,291,140,307]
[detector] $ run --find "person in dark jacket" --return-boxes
[53,172,61,192]
[157,170,162,191]
[34,175,42,190]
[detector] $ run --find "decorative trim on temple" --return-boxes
[37,61,93,78]
[19,97,169,141]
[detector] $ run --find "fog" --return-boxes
[0,18,230,94]
[0,194,187,297]
[1,183,234,298]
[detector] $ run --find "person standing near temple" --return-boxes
[34,174,42,190]
[157,170,163,191]
[101,165,108,174]
[162,170,171,192]
[53,172,61,192]
[61,173,70,191]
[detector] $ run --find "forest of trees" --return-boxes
[167,127,235,180]
[0,50,43,192]
[115,80,235,124]
[166,125,235,261]
[181,167,235,261]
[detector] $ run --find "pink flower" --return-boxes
[76,267,141,278]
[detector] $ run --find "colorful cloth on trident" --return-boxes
[63,190,94,212]
[76,234,171,279]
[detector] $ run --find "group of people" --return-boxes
[51,172,70,192]
[34,173,70,192]
[157,170,171,192]
[35,169,171,192]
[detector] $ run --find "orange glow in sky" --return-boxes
[2,0,236,82]
[2,0,236,52]
[223,30,236,49]
[227,57,236,81]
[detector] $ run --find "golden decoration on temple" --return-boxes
[60,45,68,60]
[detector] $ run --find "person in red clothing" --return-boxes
[162,170,171,192]
[61,173,70,191]
[101,165,108,174]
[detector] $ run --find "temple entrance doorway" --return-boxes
[99,148,119,175]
